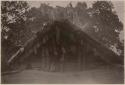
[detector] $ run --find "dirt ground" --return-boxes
[2,65,124,84]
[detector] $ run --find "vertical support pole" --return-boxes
[60,47,65,72]
[78,45,82,71]
[82,44,85,70]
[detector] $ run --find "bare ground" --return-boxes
[2,65,124,84]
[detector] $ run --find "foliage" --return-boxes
[1,1,30,71]
[89,1,123,56]
[1,1,29,45]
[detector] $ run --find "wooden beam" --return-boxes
[8,47,24,64]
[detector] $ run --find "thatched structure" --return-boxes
[7,20,123,72]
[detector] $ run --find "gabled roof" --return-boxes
[8,20,123,65]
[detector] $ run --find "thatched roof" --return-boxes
[8,20,123,65]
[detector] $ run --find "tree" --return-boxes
[75,2,89,24]
[87,1,123,56]
[1,1,29,71]
[1,1,29,45]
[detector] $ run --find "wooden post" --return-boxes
[46,48,50,71]
[78,45,82,71]
[80,50,83,71]
[82,45,85,70]
[60,47,66,72]
[41,46,46,70]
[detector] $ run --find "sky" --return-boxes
[28,1,124,41]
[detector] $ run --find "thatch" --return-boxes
[7,20,123,71]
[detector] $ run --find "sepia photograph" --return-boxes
[1,0,124,84]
